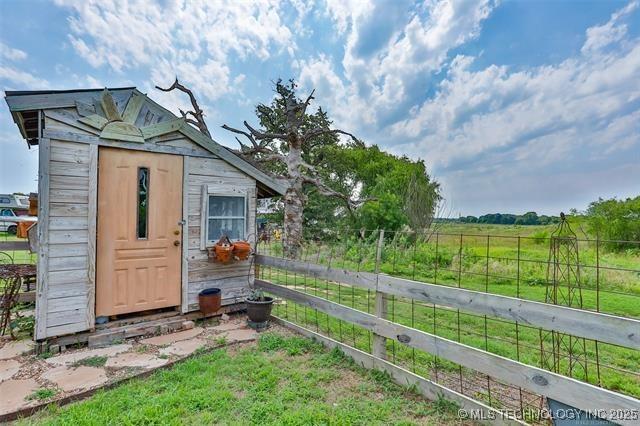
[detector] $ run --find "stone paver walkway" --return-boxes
[0,313,260,417]
[0,359,21,381]
[0,379,39,414]
[42,366,108,392]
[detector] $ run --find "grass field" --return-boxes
[19,333,462,425]
[257,222,640,409]
[0,231,37,265]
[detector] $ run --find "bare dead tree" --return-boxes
[156,78,211,138]
[222,81,372,258]
[157,78,371,258]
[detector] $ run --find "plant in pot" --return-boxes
[245,289,274,324]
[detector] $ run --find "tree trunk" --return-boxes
[283,184,304,258]
[283,141,305,258]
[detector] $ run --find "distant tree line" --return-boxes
[458,212,559,225]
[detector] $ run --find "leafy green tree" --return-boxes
[586,196,640,249]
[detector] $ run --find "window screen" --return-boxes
[207,195,245,242]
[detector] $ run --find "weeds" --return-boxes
[72,356,108,368]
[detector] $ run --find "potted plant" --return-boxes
[245,289,274,323]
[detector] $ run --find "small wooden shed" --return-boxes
[5,88,285,341]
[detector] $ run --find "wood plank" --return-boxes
[188,157,250,179]
[254,255,377,291]
[50,203,89,217]
[122,91,145,123]
[373,230,387,360]
[48,309,88,327]
[49,256,88,271]
[49,189,89,203]
[49,217,88,231]
[50,160,89,177]
[274,317,522,426]
[50,148,90,165]
[6,88,133,112]
[100,89,122,121]
[141,118,184,139]
[256,255,640,350]
[77,114,108,130]
[0,241,30,251]
[100,121,144,143]
[199,184,207,251]
[256,280,640,424]
[44,109,101,136]
[49,244,88,258]
[49,269,87,285]
[49,230,88,244]
[87,144,98,332]
[46,322,86,338]
[179,124,286,195]
[48,283,89,299]
[44,129,217,159]
[36,136,50,340]
[75,100,96,117]
[181,156,189,314]
[50,175,90,191]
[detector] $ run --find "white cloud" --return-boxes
[55,0,296,104]
[0,42,27,61]
[301,0,497,131]
[582,0,638,53]
[0,66,48,88]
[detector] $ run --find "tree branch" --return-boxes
[303,128,358,143]
[156,78,211,138]
[302,174,375,212]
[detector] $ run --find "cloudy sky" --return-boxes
[0,0,638,216]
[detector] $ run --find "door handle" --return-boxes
[173,240,181,246]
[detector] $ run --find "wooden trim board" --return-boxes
[35,137,51,340]
[255,279,640,424]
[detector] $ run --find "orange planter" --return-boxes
[16,222,31,239]
[233,241,251,261]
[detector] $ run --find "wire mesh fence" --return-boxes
[256,227,640,423]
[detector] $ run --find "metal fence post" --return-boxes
[373,229,387,359]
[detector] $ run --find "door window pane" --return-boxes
[137,167,149,239]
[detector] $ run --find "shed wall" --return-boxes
[185,157,256,311]
[38,113,257,338]
[37,138,96,339]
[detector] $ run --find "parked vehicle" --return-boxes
[0,208,37,234]
[0,193,29,214]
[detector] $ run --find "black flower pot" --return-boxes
[245,296,274,323]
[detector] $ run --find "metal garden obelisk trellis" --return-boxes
[540,213,589,380]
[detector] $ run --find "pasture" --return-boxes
[258,221,640,410]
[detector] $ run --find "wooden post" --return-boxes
[373,229,386,359]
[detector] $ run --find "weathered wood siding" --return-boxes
[185,157,256,311]
[39,138,96,339]
[37,104,259,338]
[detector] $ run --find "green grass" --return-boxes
[0,231,36,265]
[19,333,460,425]
[72,356,108,368]
[27,389,58,401]
[258,222,640,403]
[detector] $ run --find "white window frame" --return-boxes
[200,185,248,249]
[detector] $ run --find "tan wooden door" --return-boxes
[96,148,183,316]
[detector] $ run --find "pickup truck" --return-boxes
[0,208,37,234]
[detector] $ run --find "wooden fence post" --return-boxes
[373,229,387,359]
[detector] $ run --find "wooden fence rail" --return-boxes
[256,279,640,425]
[254,254,640,350]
